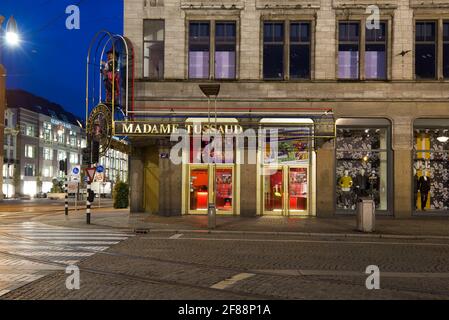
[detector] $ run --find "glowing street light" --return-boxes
[1,15,20,47]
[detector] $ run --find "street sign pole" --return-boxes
[86,181,91,224]
[64,158,68,216]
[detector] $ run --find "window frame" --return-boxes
[186,17,240,80]
[414,20,438,80]
[336,16,392,81]
[261,18,315,81]
[143,19,165,80]
[214,21,237,80]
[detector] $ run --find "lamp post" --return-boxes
[199,84,220,229]
[0,15,20,200]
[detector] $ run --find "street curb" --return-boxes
[131,228,449,241]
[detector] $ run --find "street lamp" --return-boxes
[0,15,19,200]
[0,15,20,49]
[199,84,220,229]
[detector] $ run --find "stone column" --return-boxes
[129,147,144,213]
[158,144,182,216]
[316,140,335,217]
[0,64,6,200]
[392,117,413,218]
[240,163,257,217]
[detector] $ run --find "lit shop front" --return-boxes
[335,118,392,215]
[120,117,331,217]
[413,119,449,214]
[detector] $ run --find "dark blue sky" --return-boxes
[1,0,123,118]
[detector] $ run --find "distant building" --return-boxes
[3,90,129,198]
[3,90,85,197]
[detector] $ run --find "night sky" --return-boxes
[1,0,123,118]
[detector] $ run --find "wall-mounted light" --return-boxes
[437,130,449,143]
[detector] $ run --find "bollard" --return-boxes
[208,203,216,229]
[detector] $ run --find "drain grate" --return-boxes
[134,228,150,234]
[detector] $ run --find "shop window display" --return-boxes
[414,129,449,211]
[336,128,388,212]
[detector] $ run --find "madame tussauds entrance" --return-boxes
[262,165,310,215]
[258,118,315,217]
[188,165,235,215]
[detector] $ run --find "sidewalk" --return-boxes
[34,209,449,239]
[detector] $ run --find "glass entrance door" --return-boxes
[188,165,235,214]
[288,167,308,214]
[263,166,309,216]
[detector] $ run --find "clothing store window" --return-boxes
[189,21,210,79]
[415,21,436,79]
[263,22,285,79]
[215,22,236,79]
[336,124,389,213]
[338,22,360,79]
[413,120,449,212]
[144,20,164,79]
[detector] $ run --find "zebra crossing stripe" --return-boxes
[0,222,133,297]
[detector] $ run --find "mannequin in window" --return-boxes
[418,170,431,211]
[339,170,353,208]
[354,168,369,199]
[413,168,418,210]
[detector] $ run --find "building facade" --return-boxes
[3,104,86,198]
[124,0,449,218]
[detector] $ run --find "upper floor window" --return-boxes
[69,152,79,164]
[43,122,52,141]
[189,21,211,79]
[69,131,77,147]
[57,150,66,161]
[263,22,284,79]
[215,22,236,79]
[338,21,387,80]
[415,21,436,79]
[25,124,35,137]
[24,164,35,177]
[263,21,312,80]
[338,21,360,79]
[144,20,165,79]
[365,22,387,80]
[444,22,449,78]
[290,22,311,79]
[25,145,35,158]
[43,147,53,160]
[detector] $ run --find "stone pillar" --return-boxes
[0,64,6,200]
[240,163,257,217]
[393,117,413,218]
[316,140,335,217]
[129,147,144,213]
[159,145,182,216]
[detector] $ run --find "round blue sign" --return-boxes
[96,165,104,173]
[72,167,80,174]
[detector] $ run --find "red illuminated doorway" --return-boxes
[263,165,309,216]
[188,165,235,214]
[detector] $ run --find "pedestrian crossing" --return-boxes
[0,222,133,297]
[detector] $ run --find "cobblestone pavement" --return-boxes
[3,231,449,300]
[0,222,133,297]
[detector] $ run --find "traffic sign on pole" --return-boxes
[85,167,97,183]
